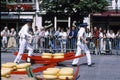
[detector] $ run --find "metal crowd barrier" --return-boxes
[1,36,120,55]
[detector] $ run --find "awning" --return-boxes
[92,11,120,16]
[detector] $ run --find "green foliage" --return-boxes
[40,0,109,17]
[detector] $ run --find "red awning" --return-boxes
[92,11,120,16]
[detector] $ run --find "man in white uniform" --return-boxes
[72,23,92,67]
[14,19,33,63]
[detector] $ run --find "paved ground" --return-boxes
[1,51,120,80]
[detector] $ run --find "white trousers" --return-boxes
[72,41,91,65]
[2,37,7,48]
[14,38,33,63]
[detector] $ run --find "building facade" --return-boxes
[91,0,120,33]
[0,0,120,33]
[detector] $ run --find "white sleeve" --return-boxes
[78,28,85,37]
[19,25,32,37]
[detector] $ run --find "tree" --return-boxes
[39,0,109,23]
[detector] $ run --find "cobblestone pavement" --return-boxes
[1,52,120,80]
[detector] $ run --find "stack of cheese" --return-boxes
[1,62,31,78]
[1,62,17,78]
[53,53,64,59]
[41,53,65,59]
[42,53,53,59]
[16,63,31,71]
[42,67,74,80]
[58,67,74,80]
[43,68,60,80]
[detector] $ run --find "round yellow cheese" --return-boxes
[58,75,73,80]
[46,68,60,72]
[17,68,26,71]
[60,67,74,71]
[53,53,64,56]
[2,64,15,68]
[1,69,11,77]
[43,70,58,75]
[53,56,64,59]
[42,56,52,58]
[43,75,57,79]
[16,63,31,69]
[2,68,13,71]
[6,62,17,66]
[59,71,73,76]
[42,53,53,56]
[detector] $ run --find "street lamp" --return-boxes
[115,0,118,13]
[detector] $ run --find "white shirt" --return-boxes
[1,30,10,38]
[59,32,67,40]
[18,24,32,38]
[77,27,86,40]
[106,32,115,38]
[99,32,103,38]
[45,31,49,37]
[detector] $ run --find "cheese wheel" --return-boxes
[43,75,57,79]
[2,64,15,68]
[42,56,52,58]
[42,53,53,56]
[53,56,64,59]
[60,67,74,71]
[43,70,58,75]
[17,63,31,69]
[59,71,73,76]
[1,69,11,77]
[6,62,17,66]
[53,53,64,56]
[58,75,73,80]
[46,68,60,72]
[17,68,26,71]
[2,68,13,71]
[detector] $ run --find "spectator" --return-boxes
[44,28,50,51]
[59,28,67,52]
[48,27,55,53]
[1,26,10,49]
[99,28,106,54]
[103,29,107,53]
[54,27,61,52]
[93,26,99,54]
[7,28,17,48]
[39,27,45,53]
[86,28,93,48]
[106,30,116,50]
[115,30,120,49]
[32,26,39,49]
[68,26,77,51]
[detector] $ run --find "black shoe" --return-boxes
[72,64,77,66]
[88,64,92,67]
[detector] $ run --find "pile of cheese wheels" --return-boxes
[42,53,64,59]
[1,62,31,78]
[43,67,74,80]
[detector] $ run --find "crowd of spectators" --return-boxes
[1,26,120,54]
